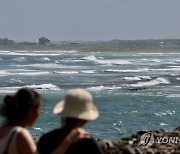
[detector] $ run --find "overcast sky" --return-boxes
[0,0,180,42]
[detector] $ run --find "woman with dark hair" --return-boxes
[0,88,89,154]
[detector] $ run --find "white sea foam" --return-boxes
[53,71,79,74]
[0,84,60,93]
[83,55,131,65]
[15,71,50,76]
[42,57,51,61]
[105,68,149,73]
[33,127,43,132]
[0,84,59,93]
[87,85,121,91]
[160,123,168,126]
[0,87,21,93]
[0,51,63,56]
[150,68,180,72]
[14,63,62,68]
[123,76,141,81]
[82,55,97,61]
[14,63,83,69]
[0,71,12,77]
[97,59,131,65]
[129,77,169,87]
[24,84,60,90]
[0,70,50,76]
[154,110,176,117]
[80,70,96,74]
[123,76,152,81]
[166,94,180,98]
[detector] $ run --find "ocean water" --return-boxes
[0,50,180,140]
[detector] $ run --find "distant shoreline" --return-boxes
[0,39,180,52]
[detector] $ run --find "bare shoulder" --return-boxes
[16,128,38,154]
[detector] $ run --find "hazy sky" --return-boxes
[0,0,180,42]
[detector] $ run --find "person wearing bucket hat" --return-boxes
[37,88,104,154]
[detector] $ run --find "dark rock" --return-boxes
[97,128,180,154]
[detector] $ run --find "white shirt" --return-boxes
[0,126,24,154]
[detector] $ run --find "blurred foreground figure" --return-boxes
[38,88,104,154]
[0,88,88,154]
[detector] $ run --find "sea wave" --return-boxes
[0,84,60,93]
[82,55,131,65]
[123,76,152,81]
[23,84,60,90]
[15,71,50,76]
[0,70,50,76]
[0,71,12,77]
[166,94,180,98]
[129,77,169,88]
[80,70,96,74]
[87,85,121,91]
[14,63,83,69]
[53,71,79,74]
[42,57,51,61]
[154,110,176,117]
[12,57,26,62]
[0,51,63,56]
[104,68,149,73]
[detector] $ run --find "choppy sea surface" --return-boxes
[0,50,180,140]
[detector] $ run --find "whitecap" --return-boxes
[87,85,121,91]
[24,84,60,90]
[33,127,43,131]
[42,57,51,61]
[166,94,180,98]
[81,70,96,74]
[15,71,50,76]
[130,77,169,87]
[0,86,22,93]
[0,51,62,56]
[104,68,149,73]
[0,84,60,93]
[53,71,79,74]
[169,66,180,68]
[160,123,168,126]
[82,55,131,65]
[0,71,12,77]
[150,68,180,72]
[97,59,131,65]
[123,77,141,81]
[82,55,97,61]
[154,110,175,117]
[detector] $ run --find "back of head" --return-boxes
[0,88,41,123]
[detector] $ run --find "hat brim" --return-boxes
[53,100,99,120]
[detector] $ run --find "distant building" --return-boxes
[38,37,50,45]
[0,38,14,44]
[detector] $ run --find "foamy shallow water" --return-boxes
[0,50,180,139]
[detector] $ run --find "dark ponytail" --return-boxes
[0,88,41,122]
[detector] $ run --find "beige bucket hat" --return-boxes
[53,88,99,120]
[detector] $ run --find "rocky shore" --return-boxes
[97,127,180,154]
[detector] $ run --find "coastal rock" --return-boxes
[97,128,180,154]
